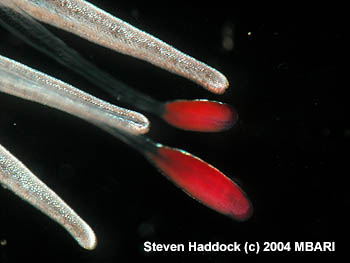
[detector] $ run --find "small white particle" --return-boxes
[0,239,7,246]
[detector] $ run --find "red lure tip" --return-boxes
[163,100,238,132]
[147,145,252,221]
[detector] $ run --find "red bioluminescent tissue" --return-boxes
[163,100,237,132]
[147,145,252,221]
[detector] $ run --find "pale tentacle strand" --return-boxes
[0,144,97,250]
[9,0,229,94]
[0,55,149,135]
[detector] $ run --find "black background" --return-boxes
[0,1,344,262]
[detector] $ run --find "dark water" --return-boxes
[0,1,344,262]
